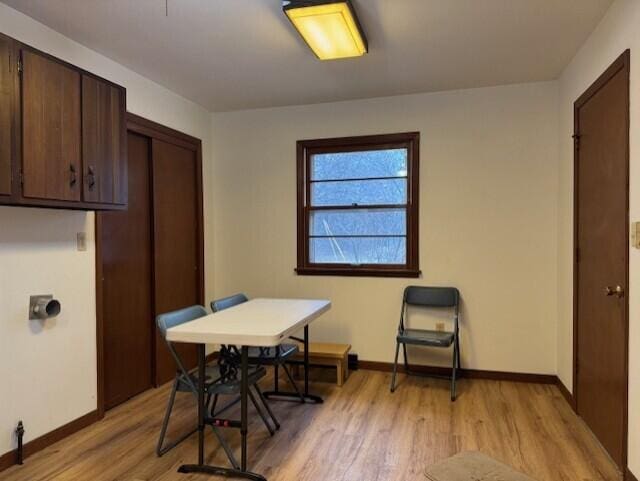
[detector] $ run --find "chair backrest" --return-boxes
[157,305,208,338]
[404,286,459,308]
[400,286,460,332]
[156,305,208,390]
[211,293,248,313]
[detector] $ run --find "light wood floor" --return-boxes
[0,370,621,481]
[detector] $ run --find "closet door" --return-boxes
[21,49,81,201]
[152,138,200,385]
[100,132,153,409]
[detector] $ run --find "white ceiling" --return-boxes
[2,0,612,112]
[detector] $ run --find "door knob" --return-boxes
[604,285,625,298]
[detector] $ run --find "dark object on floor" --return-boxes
[15,421,24,465]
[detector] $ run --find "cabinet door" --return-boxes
[0,34,14,196]
[82,75,127,205]
[22,50,81,201]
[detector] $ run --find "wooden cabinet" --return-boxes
[82,75,127,205]
[0,34,14,197]
[22,50,81,202]
[0,35,127,210]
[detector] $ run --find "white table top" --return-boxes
[166,298,331,347]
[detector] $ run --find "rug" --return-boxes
[424,451,537,481]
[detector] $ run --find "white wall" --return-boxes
[210,81,559,375]
[0,3,212,456]
[557,0,639,473]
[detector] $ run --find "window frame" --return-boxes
[296,132,420,278]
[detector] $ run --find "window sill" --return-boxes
[295,267,421,278]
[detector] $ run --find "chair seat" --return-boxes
[397,328,454,347]
[247,344,298,365]
[177,365,267,395]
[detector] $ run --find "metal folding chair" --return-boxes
[155,305,278,460]
[390,286,461,401]
[211,294,305,402]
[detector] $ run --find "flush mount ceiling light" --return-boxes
[283,0,368,60]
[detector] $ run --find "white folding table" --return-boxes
[166,298,331,481]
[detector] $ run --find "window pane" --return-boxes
[311,149,407,181]
[310,237,406,264]
[310,209,406,236]
[311,178,407,206]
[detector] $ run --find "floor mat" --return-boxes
[424,451,536,481]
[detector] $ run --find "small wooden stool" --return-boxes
[292,342,351,386]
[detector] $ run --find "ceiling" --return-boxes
[2,0,613,112]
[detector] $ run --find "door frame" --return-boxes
[572,49,630,470]
[96,112,204,417]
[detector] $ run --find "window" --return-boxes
[296,132,420,277]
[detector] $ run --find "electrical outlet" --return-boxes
[436,322,445,332]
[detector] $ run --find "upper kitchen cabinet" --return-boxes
[0,35,127,210]
[82,75,127,205]
[0,34,14,197]
[22,49,82,202]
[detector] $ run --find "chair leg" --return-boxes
[451,344,458,402]
[282,363,305,403]
[209,394,219,416]
[248,386,275,436]
[156,379,178,457]
[274,364,279,393]
[390,341,400,393]
[254,383,280,430]
[402,343,409,374]
[209,423,240,469]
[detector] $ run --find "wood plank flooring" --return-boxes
[0,370,621,481]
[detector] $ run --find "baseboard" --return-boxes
[358,360,557,384]
[0,410,99,473]
[555,377,576,409]
[627,468,639,481]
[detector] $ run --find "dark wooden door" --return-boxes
[152,138,199,385]
[0,34,14,196]
[82,75,127,205]
[100,132,153,409]
[21,49,81,201]
[574,51,629,469]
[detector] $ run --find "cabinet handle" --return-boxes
[69,164,77,187]
[87,166,96,191]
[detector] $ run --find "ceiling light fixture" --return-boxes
[283,1,368,60]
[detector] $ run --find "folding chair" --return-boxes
[155,305,278,460]
[211,294,305,402]
[390,286,461,401]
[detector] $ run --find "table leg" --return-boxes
[302,325,323,403]
[176,344,266,481]
[241,345,249,471]
[198,344,205,465]
[262,325,323,404]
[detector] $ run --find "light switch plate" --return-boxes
[77,232,87,251]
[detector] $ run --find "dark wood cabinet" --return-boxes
[0,34,127,210]
[82,75,127,205]
[22,50,81,202]
[0,34,14,197]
